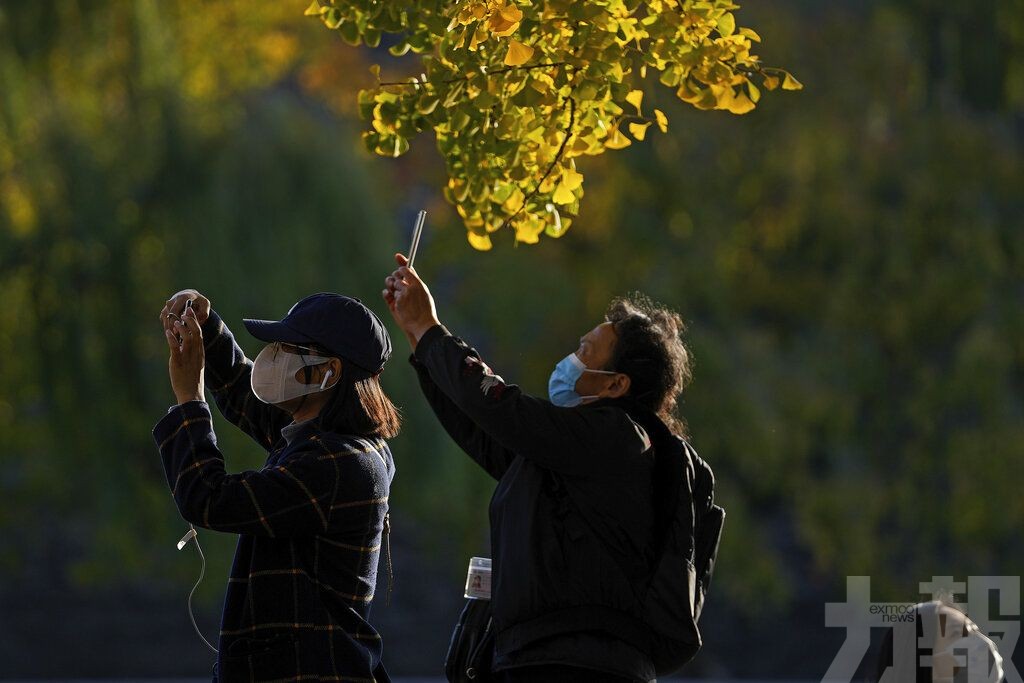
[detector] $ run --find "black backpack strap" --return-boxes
[610,400,725,614]
[611,401,691,572]
[683,442,725,620]
[693,502,724,620]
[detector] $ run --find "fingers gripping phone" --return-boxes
[170,299,194,347]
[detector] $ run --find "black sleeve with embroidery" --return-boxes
[153,400,342,536]
[200,309,291,452]
[413,325,647,477]
[410,353,516,480]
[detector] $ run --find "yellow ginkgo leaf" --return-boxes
[726,91,756,114]
[501,186,526,213]
[676,79,703,104]
[710,83,743,112]
[304,0,325,16]
[717,12,735,37]
[739,27,762,42]
[654,108,668,133]
[763,74,780,91]
[552,181,575,204]
[560,166,584,191]
[513,217,545,244]
[515,230,540,245]
[504,39,534,67]
[604,126,632,149]
[628,121,651,141]
[469,25,488,51]
[490,5,523,37]
[500,5,523,23]
[782,72,803,90]
[625,89,643,115]
[467,232,493,251]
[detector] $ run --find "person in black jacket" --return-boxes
[383,255,697,683]
[156,289,399,682]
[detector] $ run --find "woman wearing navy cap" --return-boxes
[155,289,398,682]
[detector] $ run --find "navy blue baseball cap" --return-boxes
[243,293,392,376]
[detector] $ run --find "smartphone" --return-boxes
[172,299,193,346]
[409,210,426,267]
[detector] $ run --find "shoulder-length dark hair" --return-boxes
[605,293,693,438]
[300,346,401,439]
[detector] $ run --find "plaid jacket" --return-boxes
[153,310,395,683]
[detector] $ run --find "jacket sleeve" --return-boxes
[153,400,345,536]
[201,309,291,451]
[410,353,516,480]
[413,325,645,477]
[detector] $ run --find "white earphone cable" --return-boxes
[177,524,219,654]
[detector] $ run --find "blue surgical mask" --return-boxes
[548,353,617,407]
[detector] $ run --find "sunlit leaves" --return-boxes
[782,71,804,90]
[654,108,669,133]
[629,121,652,141]
[504,39,534,66]
[310,0,800,249]
[717,12,736,37]
[604,126,633,149]
[488,3,523,37]
[626,89,644,114]
[467,232,493,250]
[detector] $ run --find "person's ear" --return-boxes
[604,373,631,399]
[320,358,342,390]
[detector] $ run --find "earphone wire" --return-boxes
[182,524,219,654]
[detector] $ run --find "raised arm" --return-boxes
[153,401,344,536]
[161,290,290,451]
[382,256,643,477]
[200,310,292,449]
[410,353,516,480]
[411,325,643,477]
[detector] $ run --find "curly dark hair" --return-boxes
[604,293,693,438]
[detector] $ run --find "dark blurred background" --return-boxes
[0,0,1021,678]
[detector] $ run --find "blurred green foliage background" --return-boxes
[0,0,1021,677]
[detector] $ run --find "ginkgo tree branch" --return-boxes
[497,95,577,233]
[308,0,801,249]
[378,62,567,87]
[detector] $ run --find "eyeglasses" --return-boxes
[268,342,329,361]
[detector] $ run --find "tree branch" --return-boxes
[378,62,567,87]
[497,95,577,233]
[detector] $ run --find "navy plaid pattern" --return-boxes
[153,310,395,682]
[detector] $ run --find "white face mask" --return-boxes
[250,342,334,405]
